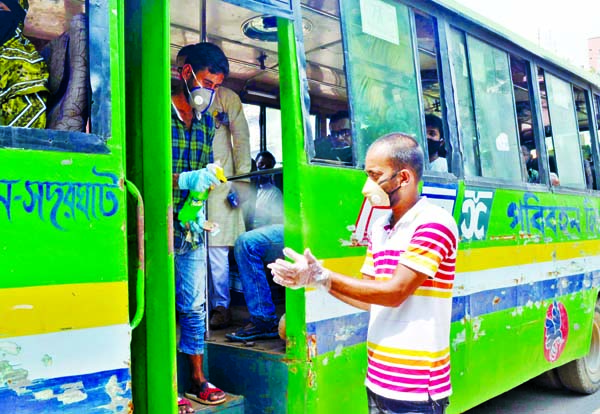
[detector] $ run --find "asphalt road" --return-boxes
[464,382,600,414]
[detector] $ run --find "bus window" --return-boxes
[466,36,521,181]
[448,28,479,177]
[243,103,261,157]
[265,107,283,163]
[415,11,449,173]
[510,56,541,184]
[0,0,111,153]
[573,86,595,189]
[302,4,353,166]
[540,70,586,189]
[340,0,422,165]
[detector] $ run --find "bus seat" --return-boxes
[40,14,89,132]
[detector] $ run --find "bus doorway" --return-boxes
[168,1,290,412]
[165,0,354,412]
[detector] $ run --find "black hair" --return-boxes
[183,42,229,77]
[256,151,276,169]
[371,133,424,181]
[425,114,444,139]
[177,44,198,61]
[330,110,350,123]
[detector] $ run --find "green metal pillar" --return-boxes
[278,17,309,413]
[126,0,177,413]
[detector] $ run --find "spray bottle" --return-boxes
[178,163,227,242]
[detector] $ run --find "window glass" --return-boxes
[511,56,540,184]
[266,107,283,163]
[466,36,521,181]
[416,12,449,173]
[545,73,585,189]
[448,28,479,177]
[243,103,261,158]
[301,4,352,166]
[573,87,595,189]
[340,0,421,166]
[595,94,600,187]
[0,0,110,153]
[537,68,556,184]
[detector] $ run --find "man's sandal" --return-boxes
[185,382,226,405]
[177,396,194,413]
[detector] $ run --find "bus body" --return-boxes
[1,0,600,413]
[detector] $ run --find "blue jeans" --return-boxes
[367,389,449,414]
[175,240,207,355]
[234,224,284,322]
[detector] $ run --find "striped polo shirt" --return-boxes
[360,197,458,402]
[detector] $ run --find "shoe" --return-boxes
[209,306,231,329]
[185,381,226,405]
[225,317,279,342]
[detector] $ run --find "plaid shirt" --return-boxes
[172,105,214,247]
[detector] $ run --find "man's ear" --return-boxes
[399,168,412,186]
[181,63,194,81]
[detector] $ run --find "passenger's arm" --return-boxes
[222,90,252,199]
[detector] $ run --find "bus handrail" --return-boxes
[126,179,145,330]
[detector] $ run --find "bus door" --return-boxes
[160,0,299,412]
[0,0,134,412]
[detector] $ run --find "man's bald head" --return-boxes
[368,133,424,181]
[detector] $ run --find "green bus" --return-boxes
[1,0,600,413]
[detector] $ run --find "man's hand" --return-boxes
[178,168,221,192]
[187,212,206,234]
[267,247,331,290]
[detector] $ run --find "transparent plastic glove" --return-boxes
[267,247,331,290]
[178,168,221,192]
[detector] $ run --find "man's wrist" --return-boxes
[316,269,332,292]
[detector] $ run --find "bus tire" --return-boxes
[532,369,564,390]
[556,298,600,394]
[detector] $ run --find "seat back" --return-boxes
[40,14,89,132]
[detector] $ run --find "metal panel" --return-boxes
[224,0,293,19]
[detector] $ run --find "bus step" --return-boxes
[183,393,245,413]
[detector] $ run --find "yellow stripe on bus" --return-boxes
[321,240,600,276]
[0,282,129,338]
[455,240,600,273]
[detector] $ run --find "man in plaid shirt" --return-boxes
[170,43,229,410]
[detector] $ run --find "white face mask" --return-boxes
[362,178,390,207]
[185,72,215,118]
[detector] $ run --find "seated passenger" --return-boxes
[521,145,539,183]
[226,151,284,342]
[425,114,447,172]
[0,0,49,128]
[314,110,352,163]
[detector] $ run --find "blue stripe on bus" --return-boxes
[0,368,131,413]
[309,270,600,356]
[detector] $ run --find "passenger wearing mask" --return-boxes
[226,151,284,342]
[314,110,353,163]
[425,114,448,173]
[173,44,252,331]
[0,0,49,128]
[171,42,228,410]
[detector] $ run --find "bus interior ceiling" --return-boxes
[170,0,348,117]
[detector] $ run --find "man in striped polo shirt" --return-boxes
[269,133,458,414]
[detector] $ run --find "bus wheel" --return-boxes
[532,369,563,390]
[557,298,600,394]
